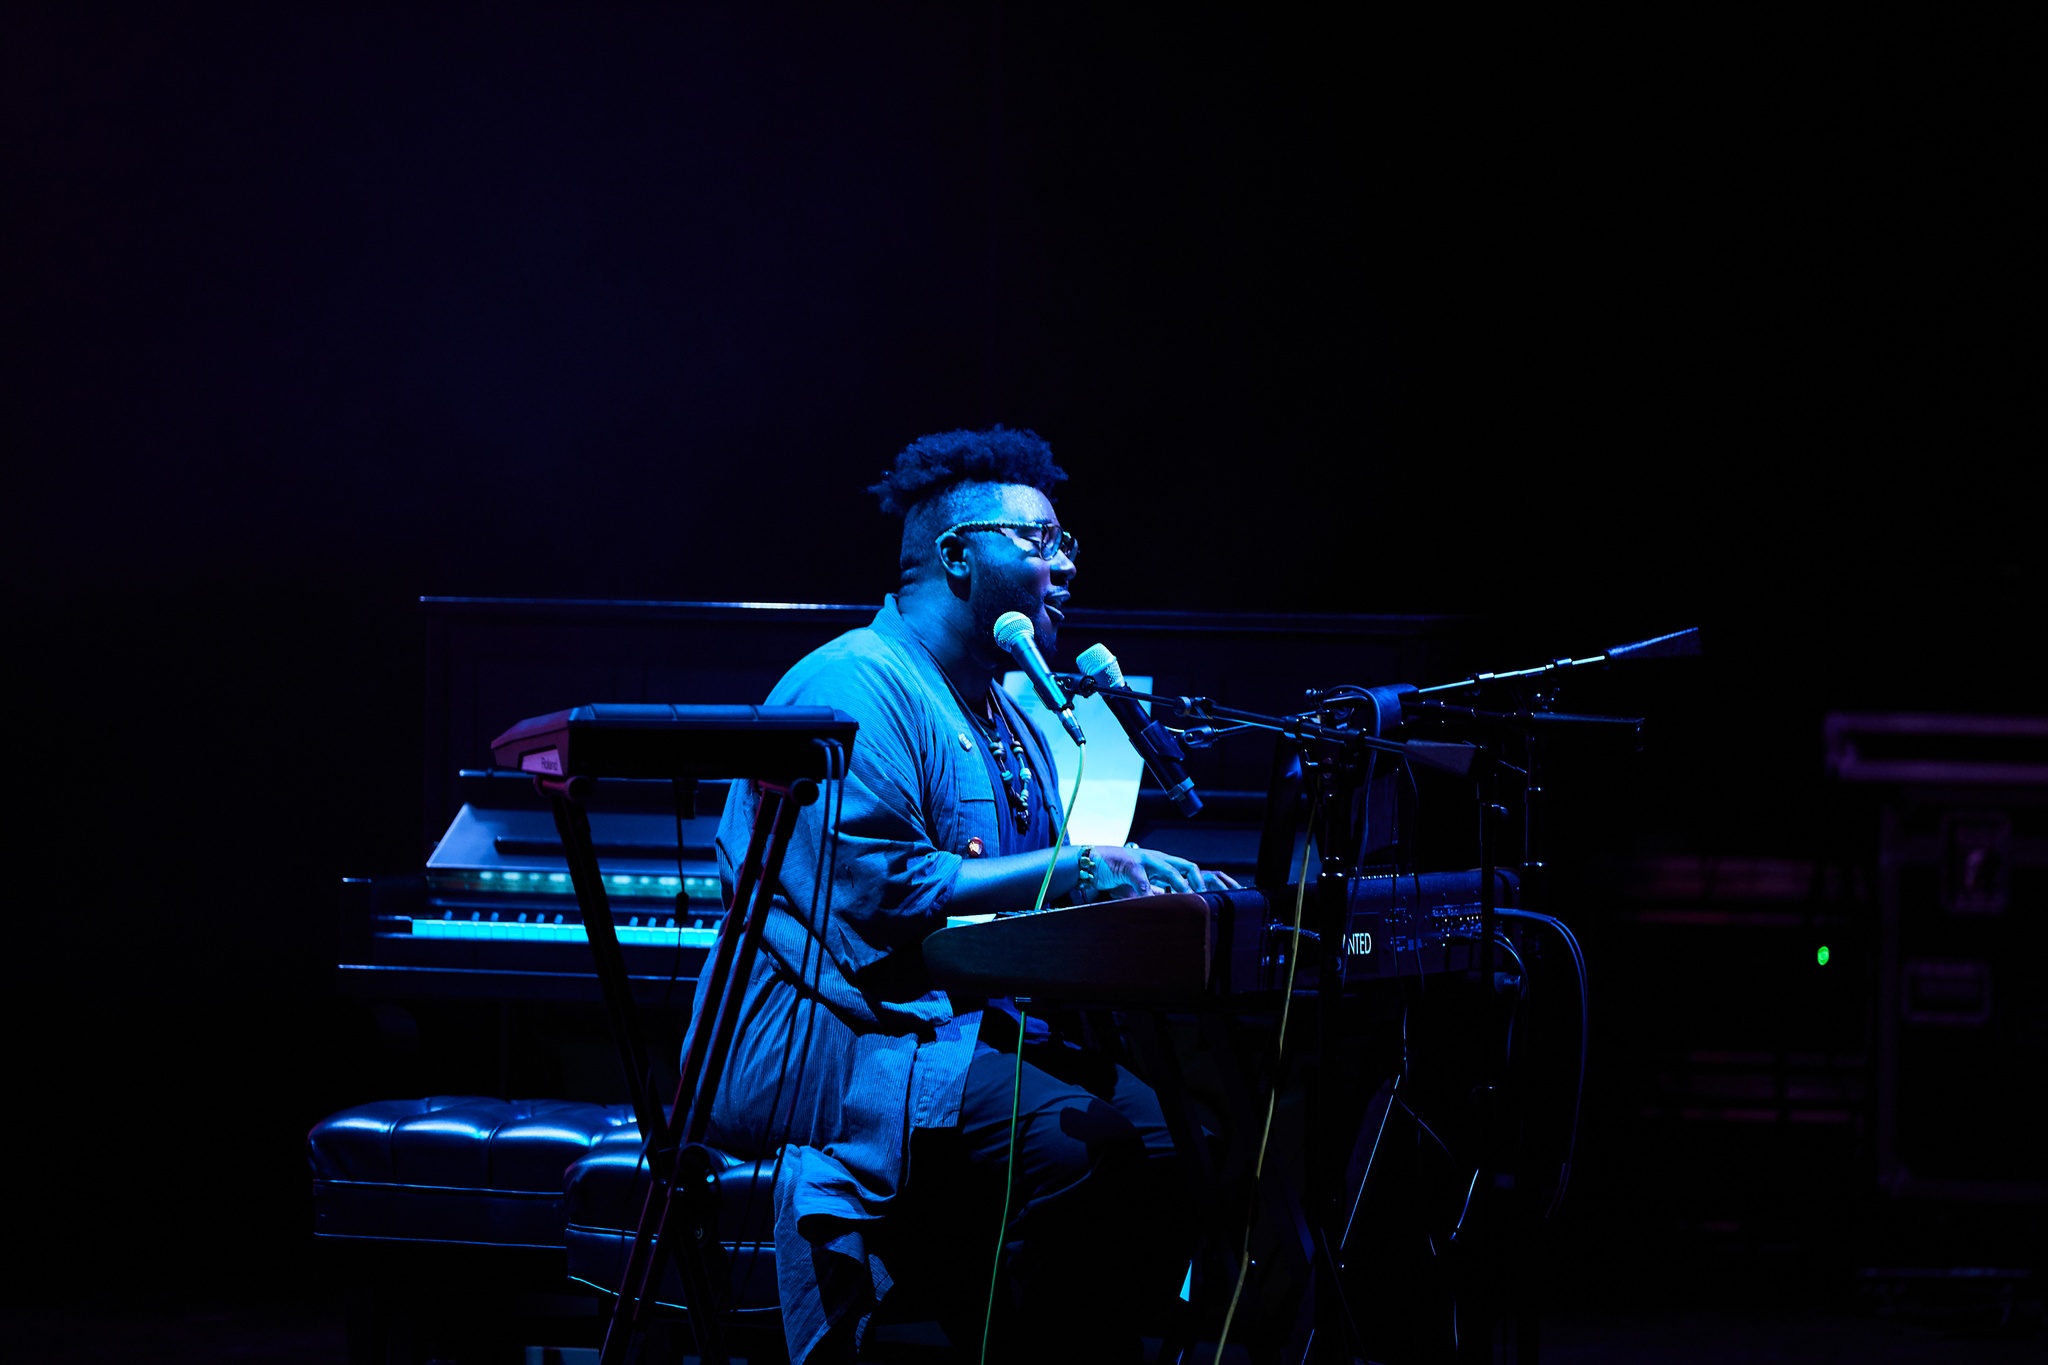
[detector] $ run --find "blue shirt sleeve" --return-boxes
[715,636,965,986]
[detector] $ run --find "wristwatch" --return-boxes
[1076,845,1098,901]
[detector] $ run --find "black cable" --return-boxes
[1340,1090,1395,1251]
[1401,758,1426,999]
[733,739,847,1308]
[1492,930,1528,1068]
[1490,930,1528,988]
[1400,1097,1454,1159]
[1492,907,1588,1217]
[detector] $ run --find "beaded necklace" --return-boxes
[971,688,1035,833]
[905,630,1039,836]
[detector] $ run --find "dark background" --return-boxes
[4,0,2038,1333]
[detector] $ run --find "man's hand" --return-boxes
[1088,844,1242,898]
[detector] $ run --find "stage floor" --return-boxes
[0,1296,2041,1364]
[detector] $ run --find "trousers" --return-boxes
[882,1013,1193,1362]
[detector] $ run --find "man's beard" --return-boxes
[969,573,1055,663]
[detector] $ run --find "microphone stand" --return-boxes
[1064,672,1648,1361]
[1392,650,1666,1364]
[1405,699,1641,919]
[1063,677,1477,1359]
[1061,630,1684,1359]
[1058,677,1480,777]
[1403,620,1693,919]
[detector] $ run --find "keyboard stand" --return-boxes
[544,773,817,1365]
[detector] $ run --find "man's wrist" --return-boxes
[1075,844,1098,902]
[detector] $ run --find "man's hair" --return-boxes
[868,425,1067,518]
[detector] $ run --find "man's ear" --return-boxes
[935,530,973,591]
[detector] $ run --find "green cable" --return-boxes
[1214,793,1318,1362]
[981,740,1084,1365]
[980,1003,1028,1365]
[1027,739,1083,920]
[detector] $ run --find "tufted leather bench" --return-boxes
[310,1094,791,1362]
[309,1096,639,1249]
[563,1126,780,1315]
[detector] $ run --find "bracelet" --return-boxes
[1076,845,1098,901]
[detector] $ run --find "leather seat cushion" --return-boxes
[564,1129,778,1312]
[310,1096,638,1248]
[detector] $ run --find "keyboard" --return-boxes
[339,771,735,1003]
[923,871,1518,1006]
[491,703,857,782]
[342,698,857,1005]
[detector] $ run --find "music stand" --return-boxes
[491,704,857,1365]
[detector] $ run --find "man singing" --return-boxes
[690,426,1235,1361]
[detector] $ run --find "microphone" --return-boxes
[993,611,1086,745]
[1074,643,1202,817]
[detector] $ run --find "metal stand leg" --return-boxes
[550,789,662,1137]
[548,775,816,1365]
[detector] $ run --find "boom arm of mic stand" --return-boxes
[1059,677,1418,758]
[1403,697,1645,743]
[1408,624,1701,697]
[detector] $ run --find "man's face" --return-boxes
[957,484,1076,661]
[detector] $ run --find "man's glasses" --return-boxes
[940,520,1079,563]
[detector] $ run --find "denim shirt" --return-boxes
[685,596,1061,1361]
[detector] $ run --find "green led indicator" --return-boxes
[1816,945,1830,967]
